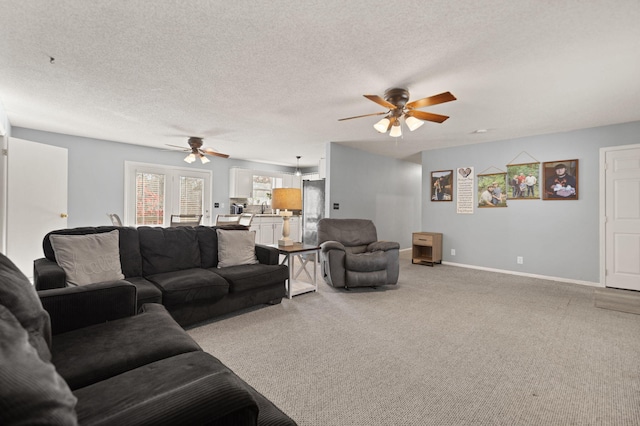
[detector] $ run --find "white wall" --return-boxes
[11,127,300,228]
[421,120,640,284]
[0,102,9,253]
[326,143,422,249]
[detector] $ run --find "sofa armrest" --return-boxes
[320,240,345,254]
[367,241,400,252]
[33,258,67,290]
[38,280,137,335]
[255,244,280,265]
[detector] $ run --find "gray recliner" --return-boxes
[317,218,400,288]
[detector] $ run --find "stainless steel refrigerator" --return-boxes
[302,179,325,246]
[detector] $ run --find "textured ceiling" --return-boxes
[1,1,639,168]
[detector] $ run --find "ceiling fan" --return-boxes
[338,88,456,137]
[166,137,229,164]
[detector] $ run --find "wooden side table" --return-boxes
[412,232,442,266]
[270,243,320,298]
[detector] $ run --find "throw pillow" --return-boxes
[49,230,125,286]
[0,253,52,362]
[216,230,259,268]
[0,304,78,425]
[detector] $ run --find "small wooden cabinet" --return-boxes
[412,232,443,266]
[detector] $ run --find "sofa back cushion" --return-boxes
[138,227,201,275]
[318,219,378,247]
[0,253,52,362]
[196,226,219,268]
[49,230,125,286]
[43,227,143,278]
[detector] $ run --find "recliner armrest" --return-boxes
[367,241,400,252]
[320,240,346,253]
[33,258,67,290]
[39,280,137,335]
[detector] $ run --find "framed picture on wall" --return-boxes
[477,172,507,208]
[431,170,453,201]
[542,159,579,200]
[506,163,540,200]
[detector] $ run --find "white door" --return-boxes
[604,145,640,291]
[6,138,68,280]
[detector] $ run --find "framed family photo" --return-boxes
[477,172,507,208]
[431,170,453,201]
[542,159,579,200]
[506,163,540,200]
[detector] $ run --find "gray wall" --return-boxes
[12,127,300,228]
[326,143,422,249]
[421,121,640,283]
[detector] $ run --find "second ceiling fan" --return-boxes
[339,88,456,137]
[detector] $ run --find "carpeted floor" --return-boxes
[188,251,640,425]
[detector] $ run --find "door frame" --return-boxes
[599,143,640,288]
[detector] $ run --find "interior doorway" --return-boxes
[601,144,640,291]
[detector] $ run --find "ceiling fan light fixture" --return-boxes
[373,117,391,133]
[405,115,425,131]
[389,123,402,138]
[184,153,196,163]
[200,154,210,164]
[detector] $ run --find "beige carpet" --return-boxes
[188,251,640,425]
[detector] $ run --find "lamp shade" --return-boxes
[271,188,302,211]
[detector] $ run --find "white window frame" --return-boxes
[124,161,212,226]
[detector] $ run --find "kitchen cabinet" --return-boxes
[282,173,302,190]
[250,216,283,245]
[412,232,442,266]
[229,168,253,198]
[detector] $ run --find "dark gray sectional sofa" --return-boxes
[33,225,289,327]
[0,252,297,425]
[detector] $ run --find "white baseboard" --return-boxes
[401,248,599,287]
[441,261,602,288]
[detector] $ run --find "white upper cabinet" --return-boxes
[229,168,253,198]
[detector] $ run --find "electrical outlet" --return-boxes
[517,256,524,264]
[451,249,456,256]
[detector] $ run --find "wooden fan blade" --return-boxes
[405,110,450,123]
[165,144,190,151]
[364,94,398,110]
[338,111,388,121]
[201,147,230,158]
[405,92,456,110]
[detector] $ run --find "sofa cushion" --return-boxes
[212,264,288,293]
[196,226,219,268]
[124,276,163,306]
[138,227,201,275]
[52,303,201,390]
[145,268,228,306]
[96,226,143,277]
[217,229,259,267]
[74,351,259,426]
[44,227,143,278]
[0,304,78,425]
[49,230,125,286]
[345,251,387,272]
[0,253,52,362]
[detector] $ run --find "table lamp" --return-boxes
[271,188,302,246]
